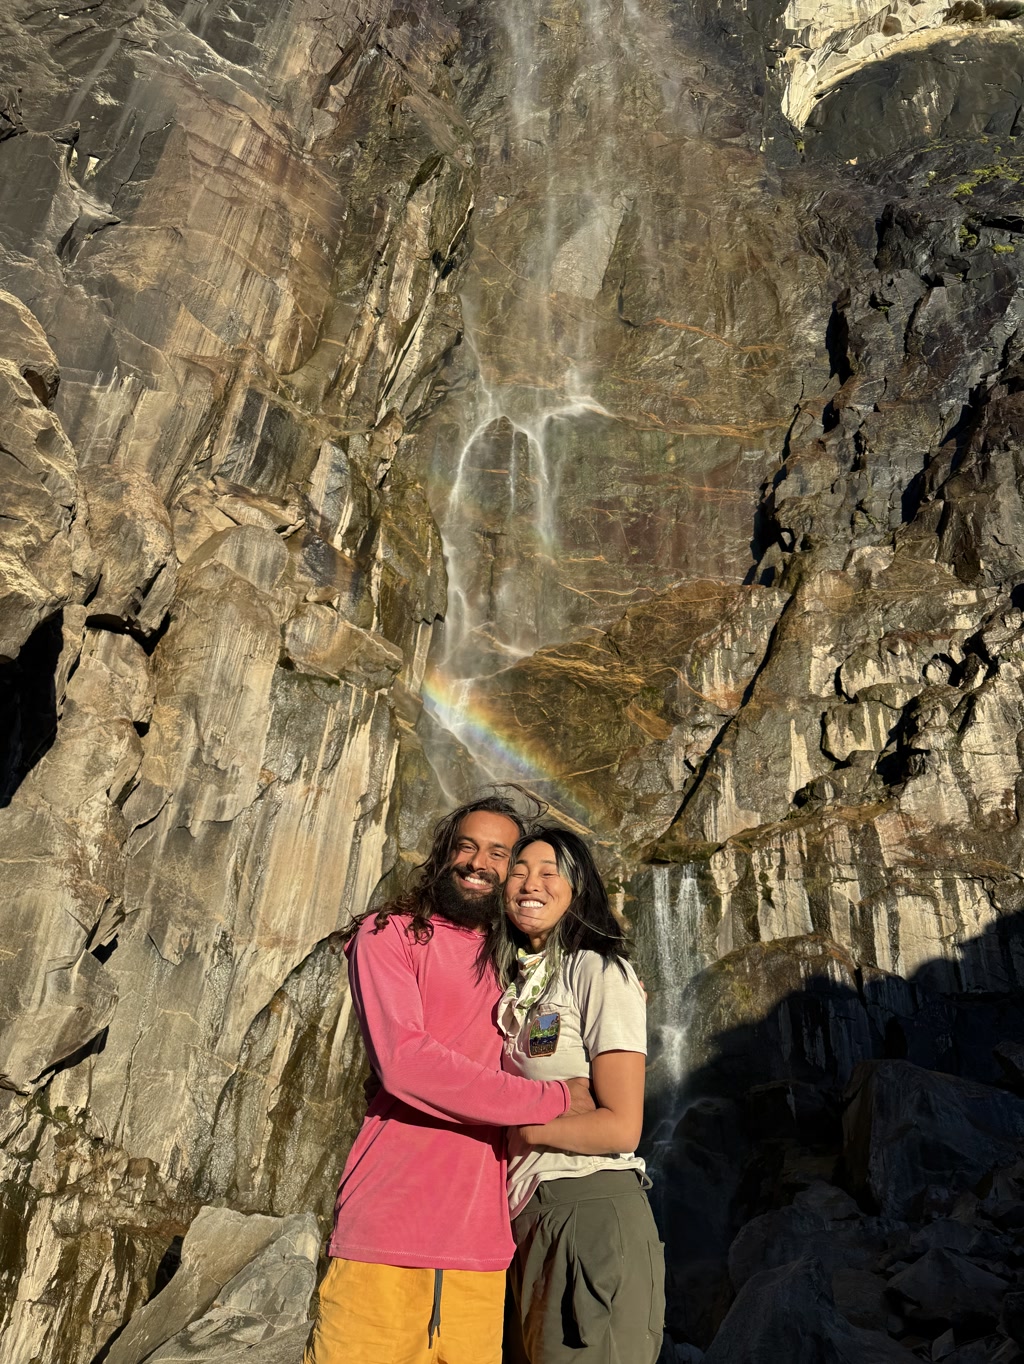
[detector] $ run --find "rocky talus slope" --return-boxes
[1,1,1024,1361]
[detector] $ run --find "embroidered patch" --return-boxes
[528,1011,561,1057]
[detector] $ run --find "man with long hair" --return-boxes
[303,792,594,1364]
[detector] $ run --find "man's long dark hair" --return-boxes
[488,827,631,986]
[342,788,545,945]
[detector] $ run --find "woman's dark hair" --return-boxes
[489,826,630,985]
[342,788,545,945]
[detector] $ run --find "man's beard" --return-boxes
[433,869,503,930]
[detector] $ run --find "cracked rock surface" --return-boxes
[2,1,1024,1361]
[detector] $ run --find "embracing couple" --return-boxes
[303,792,665,1364]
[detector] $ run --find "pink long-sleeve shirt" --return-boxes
[328,913,571,1270]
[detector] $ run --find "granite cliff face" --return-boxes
[2,1,1024,1361]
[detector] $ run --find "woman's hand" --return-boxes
[516,1051,645,1155]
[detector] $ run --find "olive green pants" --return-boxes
[506,1170,665,1364]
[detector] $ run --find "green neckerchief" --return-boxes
[507,942,562,1031]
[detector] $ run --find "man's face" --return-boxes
[434,810,521,928]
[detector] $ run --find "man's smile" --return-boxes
[453,866,498,894]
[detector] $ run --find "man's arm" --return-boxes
[349,919,572,1127]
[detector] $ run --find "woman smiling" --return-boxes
[492,828,665,1364]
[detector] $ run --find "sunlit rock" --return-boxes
[5,0,1024,1357]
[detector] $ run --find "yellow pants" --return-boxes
[303,1256,506,1364]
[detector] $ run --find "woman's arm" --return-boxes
[517,1049,645,1154]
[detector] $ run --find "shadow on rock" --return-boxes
[644,910,1024,1361]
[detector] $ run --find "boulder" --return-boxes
[995,1041,1024,1092]
[143,1219,316,1361]
[650,1097,748,1348]
[882,1217,1013,1268]
[681,936,874,1101]
[832,1268,890,1332]
[944,1338,1020,1364]
[1003,1290,1024,1348]
[728,1182,900,1292]
[703,1257,916,1364]
[844,1061,1024,1218]
[887,1248,1008,1332]
[978,1159,1024,1232]
[105,1207,317,1364]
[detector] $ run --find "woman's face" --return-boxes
[504,841,574,950]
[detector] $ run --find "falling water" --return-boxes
[423,0,677,787]
[649,865,705,991]
[642,865,709,1106]
[437,374,612,683]
[636,863,714,1242]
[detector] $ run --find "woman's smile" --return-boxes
[505,841,574,949]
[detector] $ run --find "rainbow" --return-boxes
[420,668,601,836]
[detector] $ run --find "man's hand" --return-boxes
[566,1075,595,1116]
[518,1078,595,1150]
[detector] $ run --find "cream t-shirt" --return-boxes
[498,949,648,1218]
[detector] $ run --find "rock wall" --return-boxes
[2,1,1024,1361]
[0,1,467,1357]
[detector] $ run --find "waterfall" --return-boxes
[642,865,708,1112]
[649,864,705,993]
[422,0,676,800]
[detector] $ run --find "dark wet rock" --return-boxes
[995,1040,1024,1091]
[978,1159,1024,1231]
[858,967,959,1075]
[1003,1290,1024,1347]
[805,35,1024,165]
[727,1182,901,1292]
[882,1217,1014,1268]
[703,1257,916,1364]
[947,994,1024,1092]
[465,581,788,844]
[945,1340,1023,1364]
[887,1248,1009,1333]
[651,1097,749,1348]
[844,1061,1024,1219]
[831,1268,890,1333]
[744,1079,839,1145]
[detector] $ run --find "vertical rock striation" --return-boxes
[2,0,1024,1360]
[0,1,470,1357]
